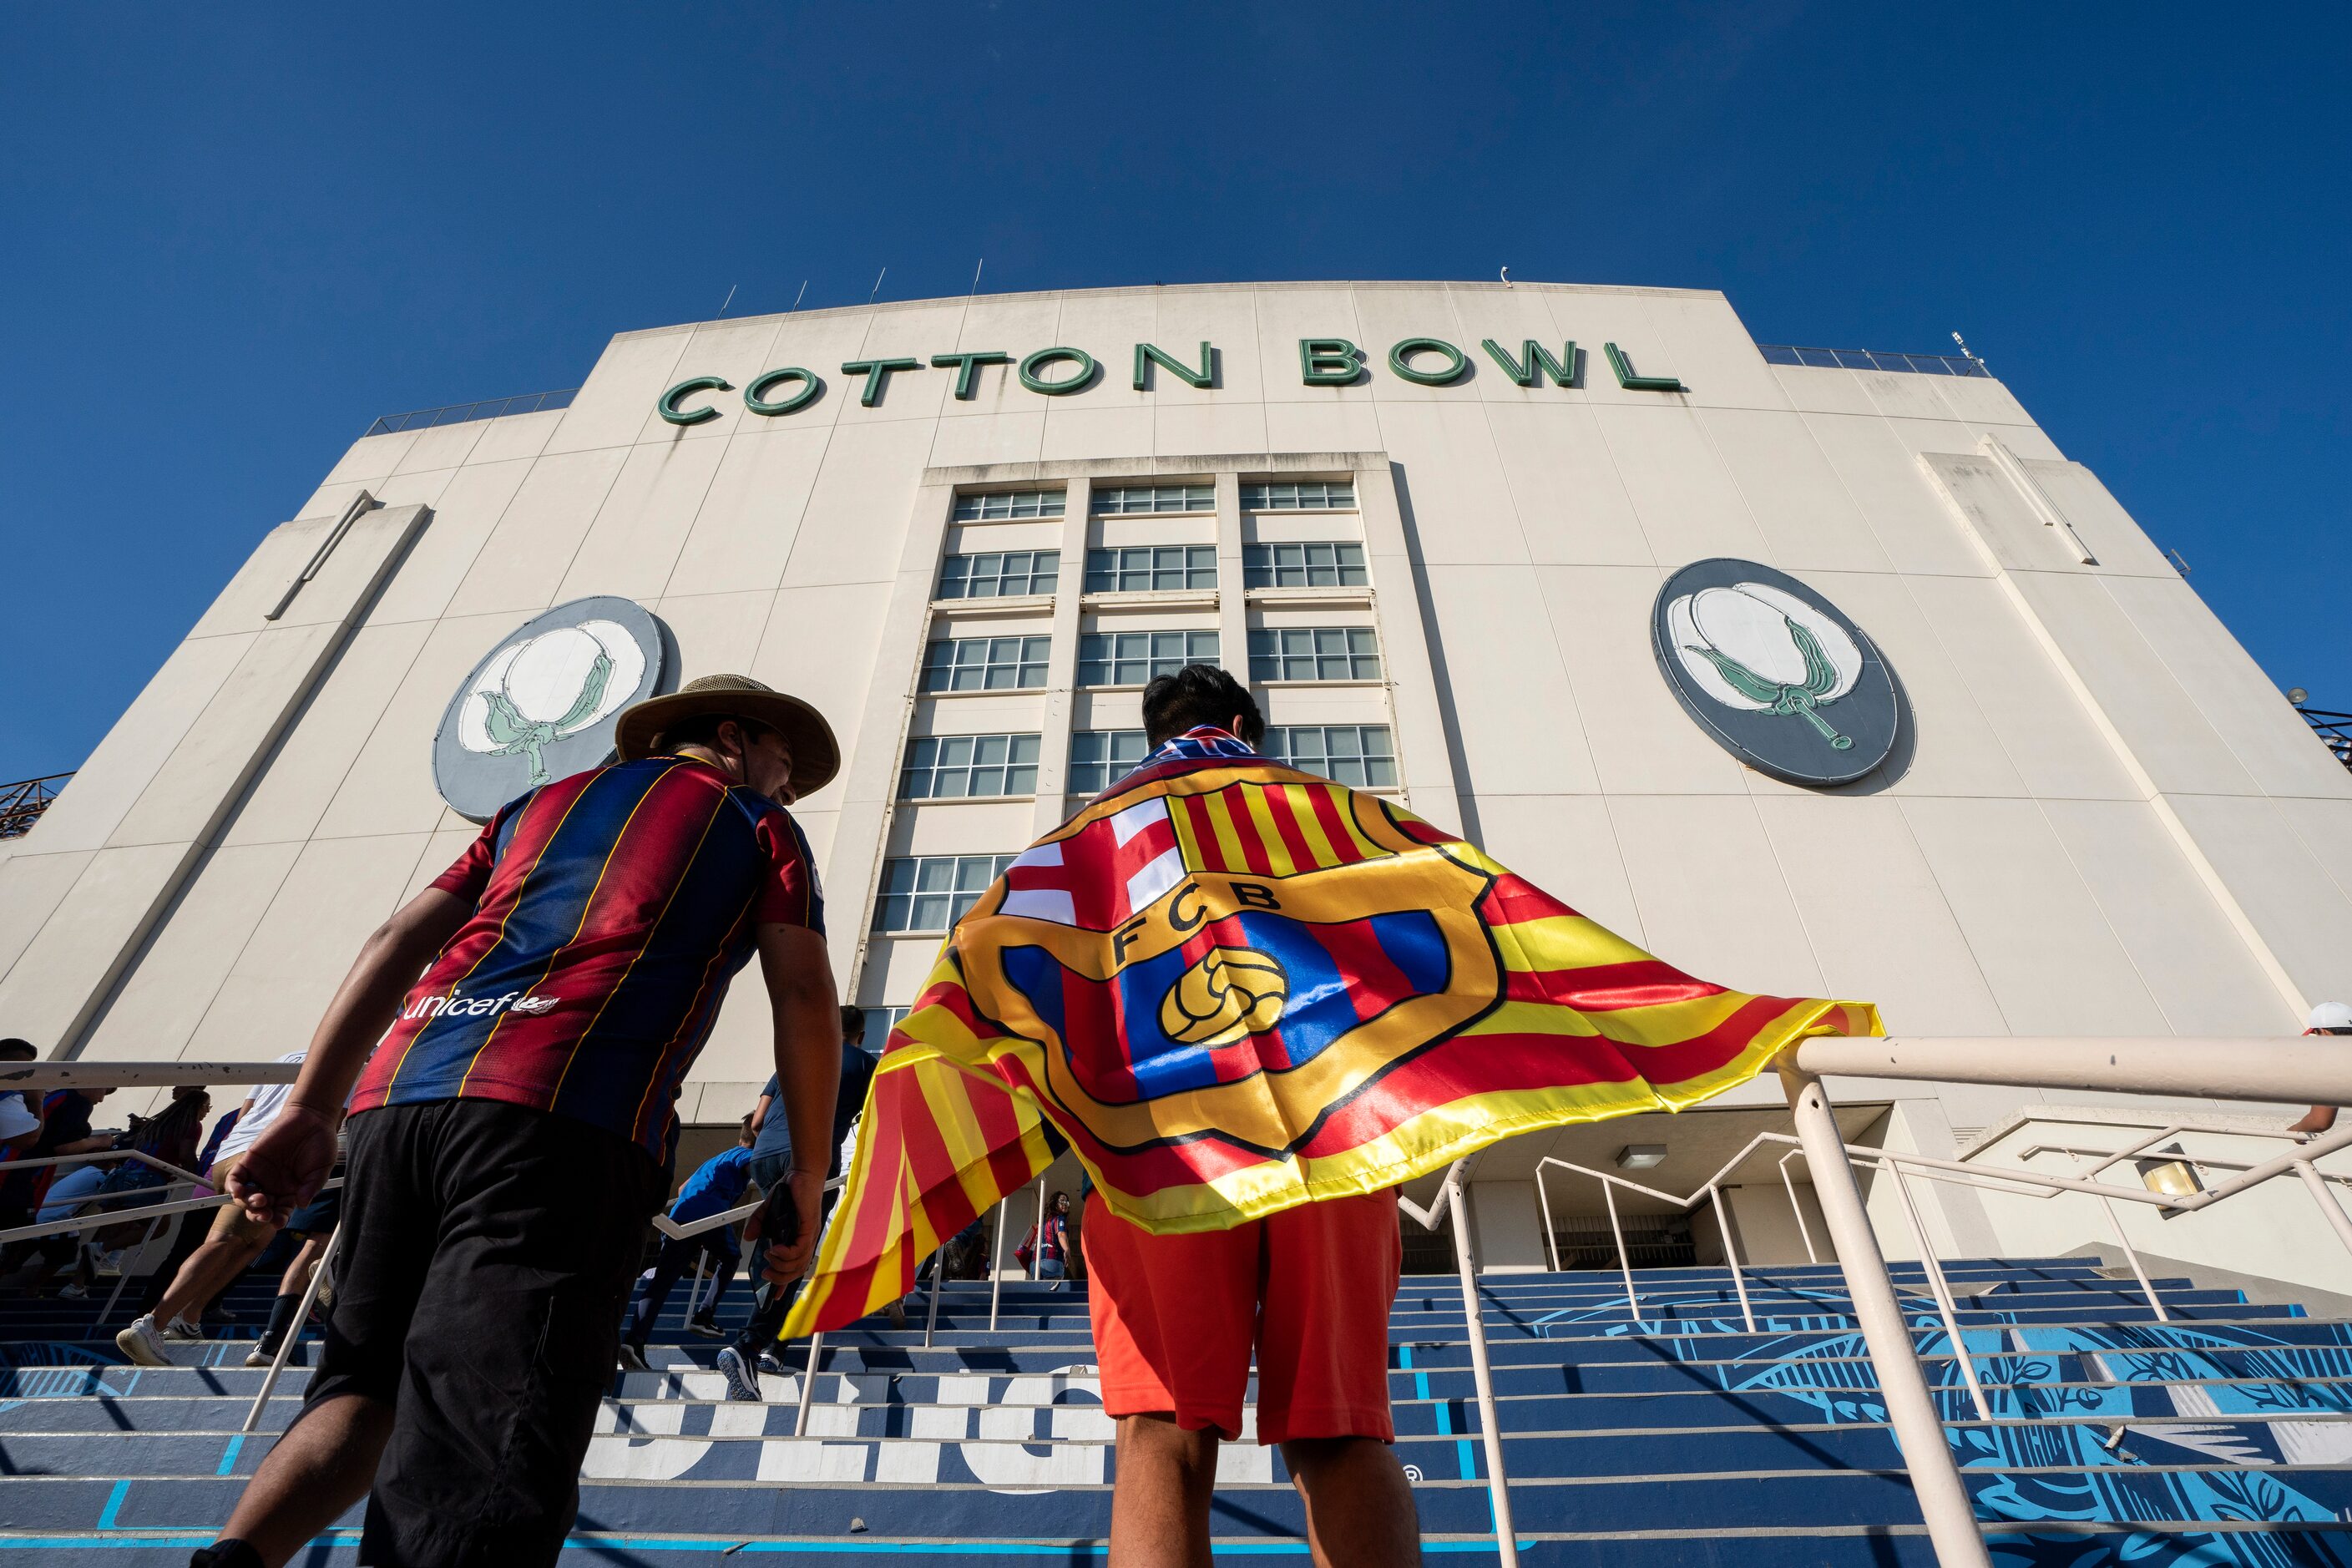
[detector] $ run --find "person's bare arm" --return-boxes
[746,922,840,1282]
[229,887,474,1222]
[748,1094,776,1135]
[2293,1105,2338,1136]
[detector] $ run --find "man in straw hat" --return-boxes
[191,675,845,1568]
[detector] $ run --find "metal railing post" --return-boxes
[793,1331,824,1436]
[1601,1180,1640,1324]
[1441,1166,1521,1568]
[1707,1185,1757,1333]
[988,1201,1008,1333]
[2097,1197,2169,1323]
[1779,1151,1821,1265]
[2293,1160,2352,1267]
[98,1209,169,1326]
[1889,1165,1993,1424]
[1534,1165,1561,1272]
[1780,1063,1989,1568]
[923,1258,944,1348]
[1029,1176,1046,1281]
[244,1222,340,1434]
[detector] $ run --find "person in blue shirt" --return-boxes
[619,1118,757,1369]
[716,1004,879,1399]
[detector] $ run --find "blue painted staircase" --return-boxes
[3,1257,2349,1562]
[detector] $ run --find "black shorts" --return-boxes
[281,1180,341,1236]
[304,1099,665,1567]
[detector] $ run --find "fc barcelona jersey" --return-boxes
[349,756,823,1161]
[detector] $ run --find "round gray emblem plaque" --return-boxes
[432,596,671,822]
[1651,559,1903,786]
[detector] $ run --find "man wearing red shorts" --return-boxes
[1083,666,1422,1568]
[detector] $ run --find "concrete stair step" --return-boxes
[17,1463,2352,1536]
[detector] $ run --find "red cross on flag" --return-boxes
[999,797,1185,930]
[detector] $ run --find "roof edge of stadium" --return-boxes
[610,278,1731,343]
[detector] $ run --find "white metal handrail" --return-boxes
[1399,1161,1521,1568]
[1536,1114,2352,1338]
[0,1062,301,1090]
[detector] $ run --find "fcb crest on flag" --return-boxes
[983,779,1498,1151]
[779,728,1881,1338]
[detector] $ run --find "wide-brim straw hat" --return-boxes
[615,675,840,797]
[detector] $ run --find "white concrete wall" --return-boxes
[8,281,2348,1279]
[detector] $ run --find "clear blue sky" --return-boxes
[4,4,2346,782]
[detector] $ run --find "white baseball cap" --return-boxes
[2306,1001,2352,1032]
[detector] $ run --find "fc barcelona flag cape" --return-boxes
[780,728,1880,1338]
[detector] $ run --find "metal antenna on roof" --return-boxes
[790,280,808,313]
[716,283,737,317]
[970,258,984,296]
[1500,266,1513,287]
[868,267,888,305]
[1952,331,1981,366]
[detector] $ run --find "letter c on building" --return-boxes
[658,376,733,426]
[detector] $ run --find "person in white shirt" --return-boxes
[116,1051,306,1364]
[2290,1003,2352,1137]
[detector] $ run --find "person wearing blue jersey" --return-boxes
[716,1004,880,1399]
[189,674,845,1568]
[619,1118,758,1368]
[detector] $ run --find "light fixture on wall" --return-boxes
[2137,1146,2204,1220]
[1615,1145,1667,1170]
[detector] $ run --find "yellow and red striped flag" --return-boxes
[781,731,1879,1338]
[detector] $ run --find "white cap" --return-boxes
[2307,1001,2352,1032]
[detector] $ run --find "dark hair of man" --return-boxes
[0,1039,35,1062]
[657,713,773,755]
[738,1113,756,1145]
[1141,664,1264,748]
[839,1004,867,1049]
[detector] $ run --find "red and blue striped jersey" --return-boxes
[349,756,823,1162]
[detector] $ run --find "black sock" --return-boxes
[258,1292,302,1353]
[192,1540,265,1568]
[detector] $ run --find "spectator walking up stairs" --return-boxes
[1,1252,2349,1564]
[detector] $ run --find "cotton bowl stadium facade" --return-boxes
[8,279,2352,1294]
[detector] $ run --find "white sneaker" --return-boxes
[57,1282,88,1301]
[244,1343,276,1368]
[115,1314,171,1368]
[160,1316,205,1342]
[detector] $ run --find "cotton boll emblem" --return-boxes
[458,620,646,785]
[1667,582,1864,751]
